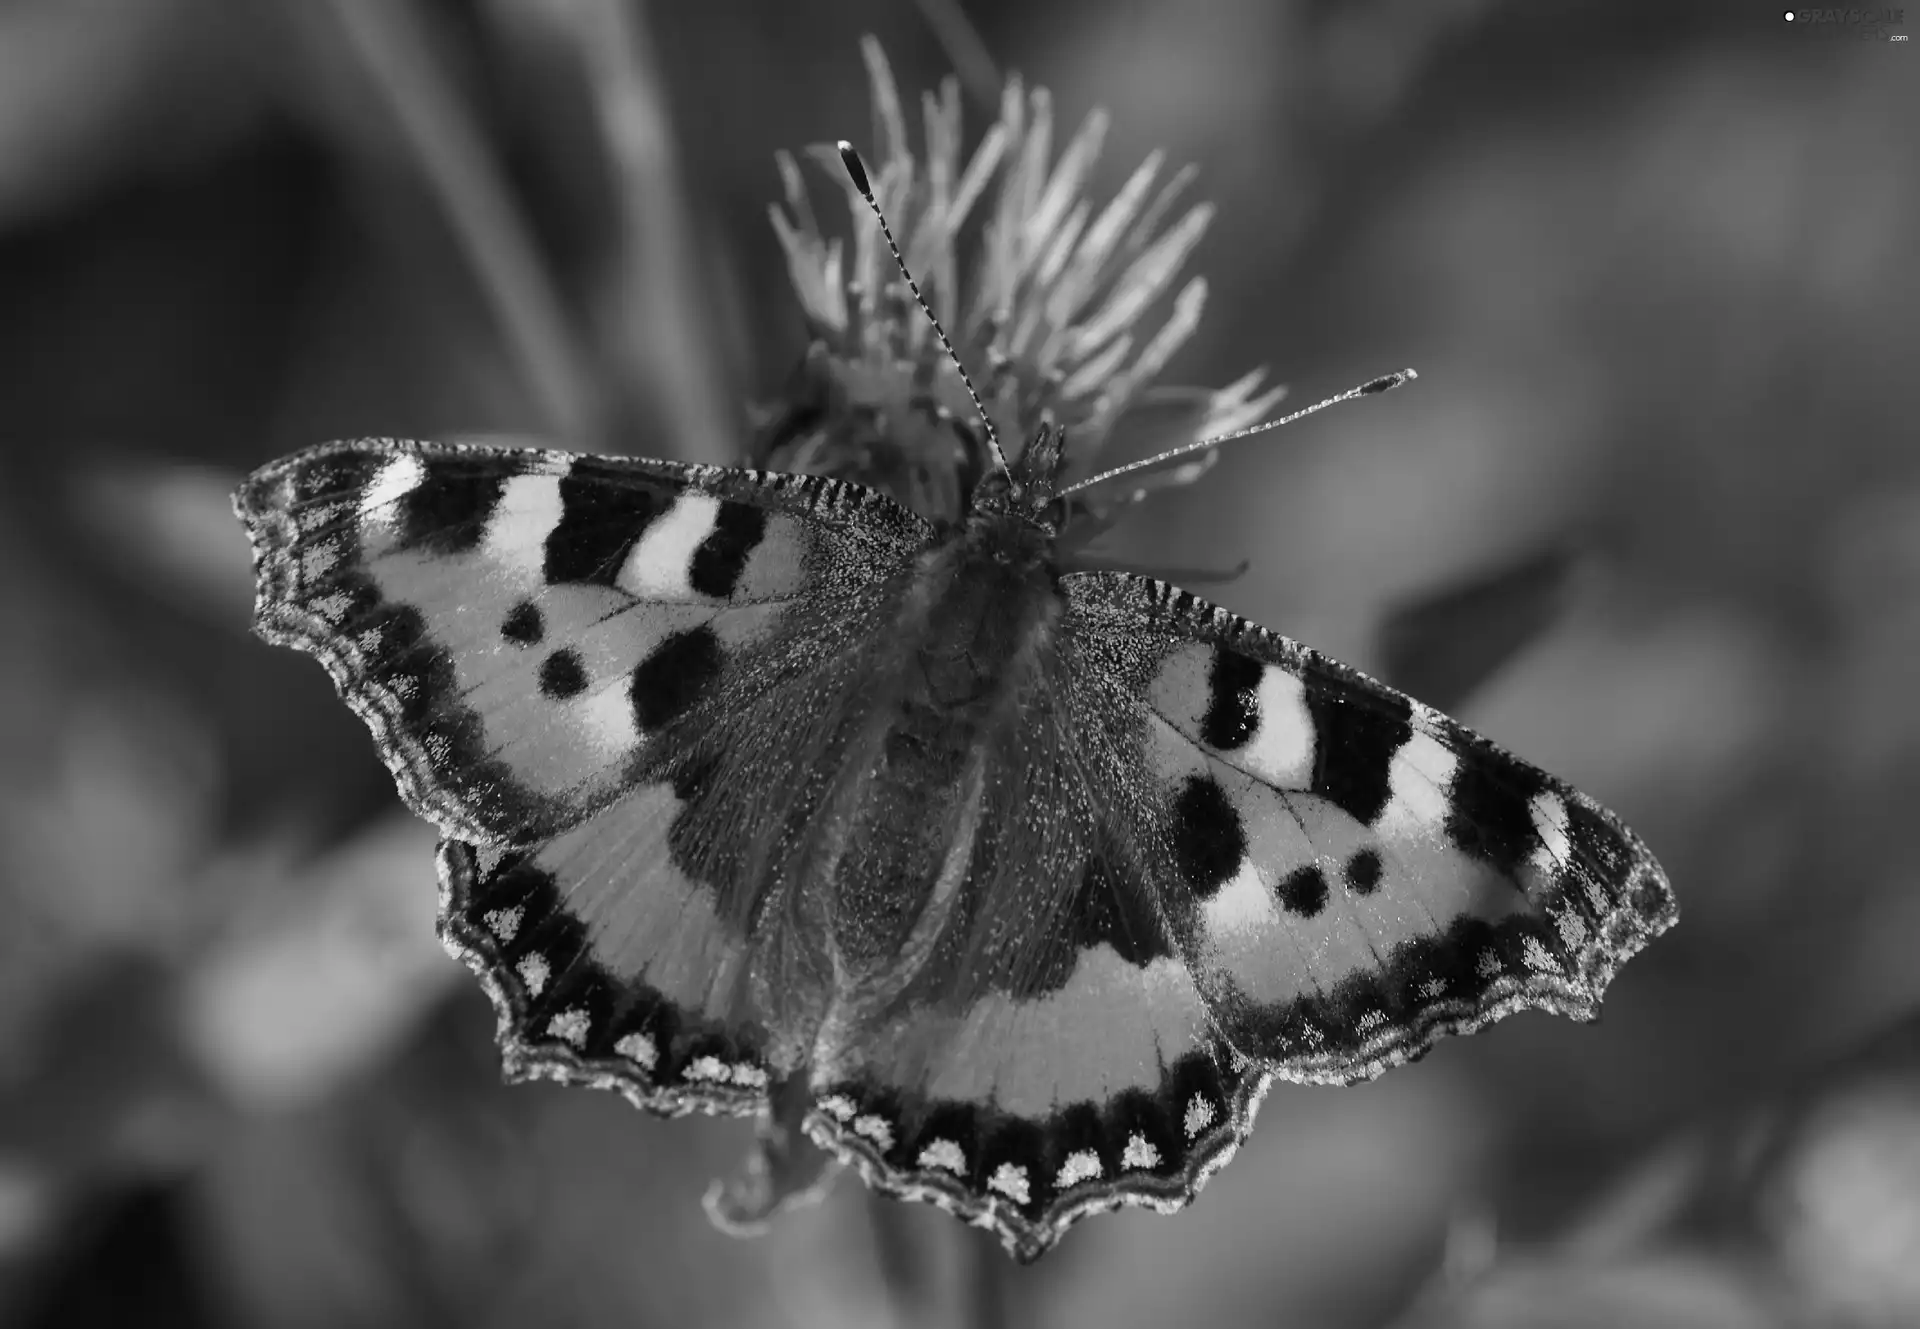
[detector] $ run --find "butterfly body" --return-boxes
[237,432,1674,1260]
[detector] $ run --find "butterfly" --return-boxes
[232,148,1675,1262]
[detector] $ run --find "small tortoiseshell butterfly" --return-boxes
[234,146,1675,1261]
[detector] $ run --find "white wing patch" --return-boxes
[358,454,426,524]
[615,1032,659,1070]
[1238,665,1315,786]
[617,494,722,599]
[1376,729,1459,838]
[1145,642,1315,789]
[1202,858,1279,937]
[576,675,642,753]
[481,472,566,580]
[1528,791,1572,877]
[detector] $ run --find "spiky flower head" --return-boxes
[755,37,1284,538]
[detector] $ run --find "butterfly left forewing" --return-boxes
[237,439,937,1116]
[1065,571,1677,1084]
[236,439,931,844]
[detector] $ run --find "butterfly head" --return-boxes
[969,422,1070,532]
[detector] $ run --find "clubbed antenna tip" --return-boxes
[1360,369,1418,395]
[837,140,872,198]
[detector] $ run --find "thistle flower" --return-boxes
[755,37,1284,549]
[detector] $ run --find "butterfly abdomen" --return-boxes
[821,518,1064,974]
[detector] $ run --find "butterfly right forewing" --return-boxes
[1065,571,1676,1083]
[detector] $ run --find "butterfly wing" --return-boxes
[801,569,1674,1260]
[1066,573,1676,1076]
[236,438,934,1112]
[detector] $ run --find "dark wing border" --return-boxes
[802,1040,1269,1263]
[435,837,766,1120]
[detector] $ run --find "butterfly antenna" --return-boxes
[1056,369,1419,498]
[838,141,1008,475]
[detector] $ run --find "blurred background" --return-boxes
[0,1,1915,1325]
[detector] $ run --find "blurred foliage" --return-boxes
[0,1,1915,1326]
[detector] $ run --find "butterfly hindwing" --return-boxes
[1065,571,1677,1082]
[441,832,774,1116]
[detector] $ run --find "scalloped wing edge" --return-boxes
[235,449,505,845]
[434,836,769,1119]
[798,832,1670,1262]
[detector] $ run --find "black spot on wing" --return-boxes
[538,648,588,699]
[631,625,722,732]
[543,466,663,585]
[1345,849,1383,895]
[1446,753,1548,875]
[1276,864,1329,917]
[396,469,505,555]
[1306,686,1411,825]
[1170,774,1246,897]
[689,502,768,598]
[297,567,559,838]
[1200,647,1262,750]
[500,599,543,646]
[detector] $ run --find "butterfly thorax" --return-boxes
[972,423,1070,526]
[904,505,1061,708]
[823,504,1063,948]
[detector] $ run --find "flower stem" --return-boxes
[325,0,602,447]
[571,0,737,465]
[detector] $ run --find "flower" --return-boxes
[754,36,1284,539]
